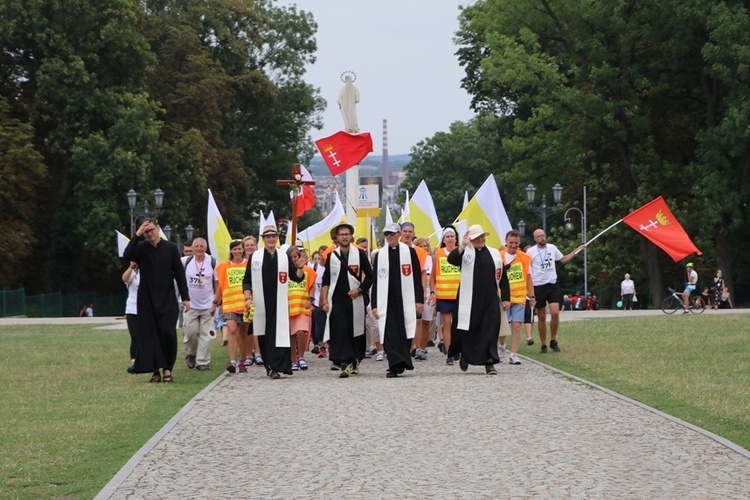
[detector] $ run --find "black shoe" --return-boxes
[550,340,561,352]
[311,346,320,354]
[438,341,445,354]
[386,370,398,378]
[411,348,417,358]
[459,355,469,372]
[485,364,498,375]
[540,345,548,353]
[185,354,196,369]
[269,371,281,380]
[427,340,435,347]
[526,337,534,346]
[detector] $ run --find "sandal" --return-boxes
[149,372,161,383]
[163,373,173,383]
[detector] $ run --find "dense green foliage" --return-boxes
[0,0,323,293]
[403,0,750,300]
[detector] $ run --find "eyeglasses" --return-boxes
[144,228,157,234]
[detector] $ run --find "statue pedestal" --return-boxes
[345,165,359,222]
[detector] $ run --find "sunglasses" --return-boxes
[384,231,397,237]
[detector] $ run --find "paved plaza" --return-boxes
[5,312,748,498]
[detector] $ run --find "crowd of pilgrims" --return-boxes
[122,219,525,382]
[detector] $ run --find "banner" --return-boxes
[207,189,232,262]
[315,131,373,176]
[297,193,346,253]
[622,196,702,262]
[403,180,442,248]
[290,165,315,217]
[455,175,512,249]
[117,231,129,258]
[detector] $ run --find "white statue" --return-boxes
[337,72,360,133]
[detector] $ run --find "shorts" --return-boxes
[507,304,525,323]
[534,283,560,309]
[435,299,456,314]
[685,284,696,294]
[223,312,244,325]
[214,313,227,330]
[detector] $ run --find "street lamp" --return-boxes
[517,220,526,237]
[525,183,563,232]
[563,186,588,297]
[162,225,172,241]
[185,225,195,242]
[127,188,165,236]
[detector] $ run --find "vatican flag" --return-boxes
[402,180,442,248]
[207,189,232,262]
[455,175,512,249]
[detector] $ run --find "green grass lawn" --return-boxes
[0,315,748,499]
[520,313,750,451]
[0,323,225,499]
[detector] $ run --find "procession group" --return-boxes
[122,216,585,382]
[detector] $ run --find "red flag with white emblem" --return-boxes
[314,131,373,176]
[622,196,702,262]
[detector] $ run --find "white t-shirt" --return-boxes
[525,243,564,286]
[688,270,698,285]
[312,262,324,305]
[621,279,635,295]
[125,270,140,315]
[181,254,217,309]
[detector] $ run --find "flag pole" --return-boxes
[575,218,622,254]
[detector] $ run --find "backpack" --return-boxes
[184,255,217,290]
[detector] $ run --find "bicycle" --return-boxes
[661,287,705,314]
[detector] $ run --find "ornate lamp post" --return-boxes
[525,183,563,233]
[127,188,165,237]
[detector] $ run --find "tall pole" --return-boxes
[541,194,548,233]
[583,186,588,297]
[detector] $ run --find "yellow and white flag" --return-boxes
[385,204,394,226]
[455,175,512,249]
[298,193,346,253]
[402,180,442,248]
[117,231,129,257]
[207,189,232,262]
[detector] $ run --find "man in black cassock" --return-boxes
[242,226,304,380]
[371,223,423,378]
[320,223,373,378]
[123,218,190,383]
[448,224,510,375]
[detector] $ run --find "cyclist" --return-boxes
[682,262,698,313]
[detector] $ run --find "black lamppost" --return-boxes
[127,188,164,236]
[564,186,588,296]
[163,225,196,251]
[525,183,563,233]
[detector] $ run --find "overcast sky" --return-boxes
[277,0,478,156]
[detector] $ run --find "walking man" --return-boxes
[123,218,189,383]
[498,230,534,365]
[242,226,304,379]
[525,229,585,353]
[371,223,423,378]
[320,223,373,378]
[448,224,509,375]
[181,237,217,370]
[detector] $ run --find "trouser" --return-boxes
[184,308,214,365]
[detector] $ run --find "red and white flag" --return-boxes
[314,131,373,176]
[290,165,315,217]
[622,196,702,262]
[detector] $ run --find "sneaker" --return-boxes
[498,344,507,363]
[227,361,237,374]
[368,345,377,355]
[459,355,469,372]
[540,345,548,353]
[509,353,522,365]
[238,361,248,373]
[185,354,196,369]
[375,351,384,361]
[438,341,445,354]
[269,370,281,380]
[415,348,428,361]
[196,364,210,371]
[682,309,690,314]
[526,337,534,346]
[299,358,308,370]
[485,364,498,375]
[245,356,254,367]
[427,340,435,347]
[386,370,398,378]
[254,355,264,365]
[446,356,454,366]
[330,362,341,371]
[291,362,299,371]
[339,363,354,378]
[351,362,359,375]
[550,340,561,352]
